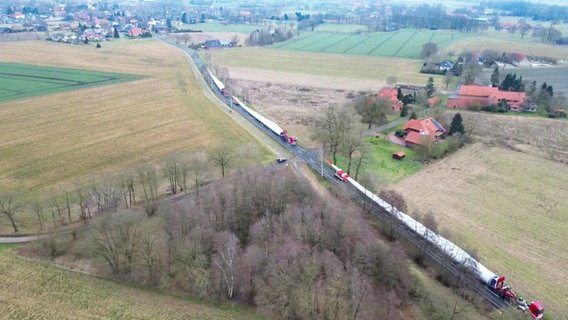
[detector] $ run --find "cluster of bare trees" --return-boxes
[41,168,425,320]
[312,105,376,181]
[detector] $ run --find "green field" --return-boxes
[270,29,473,58]
[0,63,141,103]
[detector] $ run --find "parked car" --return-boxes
[276,157,287,163]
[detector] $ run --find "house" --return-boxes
[402,117,445,148]
[204,39,222,49]
[428,96,441,107]
[127,27,142,37]
[447,85,528,111]
[439,61,454,71]
[377,87,403,111]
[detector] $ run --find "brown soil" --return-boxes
[230,78,367,146]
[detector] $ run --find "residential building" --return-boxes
[447,85,528,111]
[402,117,446,148]
[377,87,403,111]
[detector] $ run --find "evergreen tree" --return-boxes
[425,77,435,97]
[409,110,418,120]
[397,87,403,100]
[181,12,188,24]
[400,104,408,117]
[449,113,465,135]
[490,66,500,87]
[114,27,119,38]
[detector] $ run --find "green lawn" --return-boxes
[0,63,142,103]
[334,137,423,186]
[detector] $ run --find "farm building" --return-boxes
[204,39,222,49]
[402,117,445,148]
[392,151,406,160]
[377,87,403,111]
[447,85,528,111]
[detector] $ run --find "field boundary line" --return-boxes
[301,32,338,51]
[367,32,399,55]
[342,35,372,53]
[319,34,353,52]
[392,29,418,57]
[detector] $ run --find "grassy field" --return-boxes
[0,40,272,192]
[270,29,473,59]
[334,137,423,186]
[0,244,262,320]
[0,62,141,103]
[208,47,433,85]
[391,142,568,318]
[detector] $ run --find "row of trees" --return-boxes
[245,28,294,46]
[0,144,255,233]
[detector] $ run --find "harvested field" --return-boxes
[0,245,261,319]
[445,34,568,61]
[207,47,432,85]
[441,111,568,163]
[230,78,368,146]
[0,40,271,192]
[391,139,568,318]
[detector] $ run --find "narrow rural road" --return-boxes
[0,224,92,244]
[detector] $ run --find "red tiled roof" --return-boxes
[377,87,402,111]
[459,85,498,97]
[405,131,433,145]
[449,85,528,109]
[402,117,445,137]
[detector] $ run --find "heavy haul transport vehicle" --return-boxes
[205,67,544,319]
[209,71,298,146]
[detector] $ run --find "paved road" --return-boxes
[0,224,91,244]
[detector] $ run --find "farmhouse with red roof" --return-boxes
[447,85,528,111]
[377,87,403,112]
[402,117,446,148]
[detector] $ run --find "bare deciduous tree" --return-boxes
[212,231,241,300]
[189,152,209,195]
[386,76,398,88]
[209,146,234,178]
[94,214,139,275]
[31,197,45,232]
[0,192,23,233]
[137,166,158,216]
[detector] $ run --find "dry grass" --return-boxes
[231,79,367,146]
[0,246,261,319]
[391,141,568,318]
[208,47,435,85]
[445,34,568,61]
[0,40,270,192]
